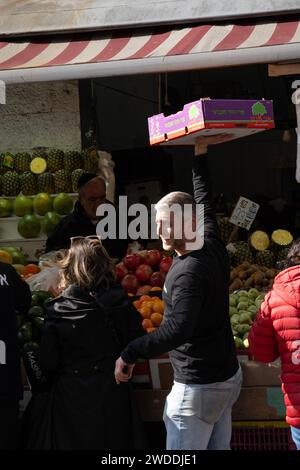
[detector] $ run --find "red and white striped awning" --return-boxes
[0,16,300,83]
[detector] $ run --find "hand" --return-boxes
[195,133,234,155]
[114,356,135,384]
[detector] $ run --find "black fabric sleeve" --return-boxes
[192,155,220,240]
[127,303,146,343]
[10,266,31,315]
[121,272,204,364]
[45,218,73,252]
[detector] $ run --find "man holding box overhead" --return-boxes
[115,134,242,450]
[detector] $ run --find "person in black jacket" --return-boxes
[45,173,129,260]
[115,135,242,450]
[0,262,31,449]
[22,236,146,450]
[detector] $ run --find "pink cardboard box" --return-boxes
[148,98,274,146]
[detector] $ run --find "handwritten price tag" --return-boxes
[229,197,259,230]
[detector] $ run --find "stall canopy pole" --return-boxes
[1,42,300,84]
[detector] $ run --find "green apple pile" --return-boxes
[229,288,265,349]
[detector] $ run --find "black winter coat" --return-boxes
[45,201,129,261]
[0,262,31,401]
[22,284,147,450]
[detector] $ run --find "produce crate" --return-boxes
[231,421,296,450]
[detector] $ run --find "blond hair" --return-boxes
[58,238,116,292]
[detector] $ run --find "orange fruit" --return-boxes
[133,300,141,309]
[128,293,134,297]
[152,300,164,314]
[150,312,163,327]
[139,306,152,319]
[142,301,154,311]
[142,318,153,330]
[147,327,156,333]
[150,286,162,291]
[23,264,40,276]
[139,295,151,302]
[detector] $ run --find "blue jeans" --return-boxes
[291,426,300,450]
[163,366,242,450]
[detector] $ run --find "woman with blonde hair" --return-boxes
[22,236,146,450]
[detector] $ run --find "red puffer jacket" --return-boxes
[249,265,300,428]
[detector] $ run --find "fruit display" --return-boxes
[271,229,293,253]
[227,228,293,269]
[217,216,235,245]
[133,294,165,333]
[37,172,55,194]
[20,172,38,195]
[2,171,20,196]
[17,290,53,349]
[14,152,31,174]
[229,261,277,293]
[249,230,270,251]
[54,169,72,193]
[229,288,264,349]
[116,249,173,296]
[0,246,40,274]
[0,147,99,197]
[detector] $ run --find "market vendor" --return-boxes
[45,172,129,260]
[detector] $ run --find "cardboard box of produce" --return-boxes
[148,99,274,146]
[241,360,281,387]
[232,387,285,420]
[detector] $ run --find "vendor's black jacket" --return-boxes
[121,156,239,384]
[45,200,129,260]
[22,284,146,450]
[0,262,31,399]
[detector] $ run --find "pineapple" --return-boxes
[250,230,270,251]
[2,171,20,196]
[217,216,234,245]
[277,246,290,262]
[232,241,254,266]
[32,148,48,160]
[71,169,86,192]
[255,250,275,269]
[30,157,47,175]
[38,172,55,194]
[271,229,293,251]
[14,152,31,174]
[64,151,82,172]
[81,148,99,172]
[20,172,37,196]
[0,175,2,195]
[47,148,64,172]
[54,170,72,193]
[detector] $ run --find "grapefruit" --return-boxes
[0,198,12,217]
[13,195,33,217]
[33,193,53,216]
[53,193,73,215]
[42,211,61,235]
[18,214,41,238]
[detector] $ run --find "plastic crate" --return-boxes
[231,421,296,450]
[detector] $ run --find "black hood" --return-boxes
[46,284,129,320]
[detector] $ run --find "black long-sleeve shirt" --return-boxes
[121,156,238,384]
[0,262,31,399]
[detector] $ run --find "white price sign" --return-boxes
[229,197,259,230]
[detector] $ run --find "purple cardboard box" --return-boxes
[148,98,274,146]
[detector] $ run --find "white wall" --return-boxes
[0,81,81,153]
